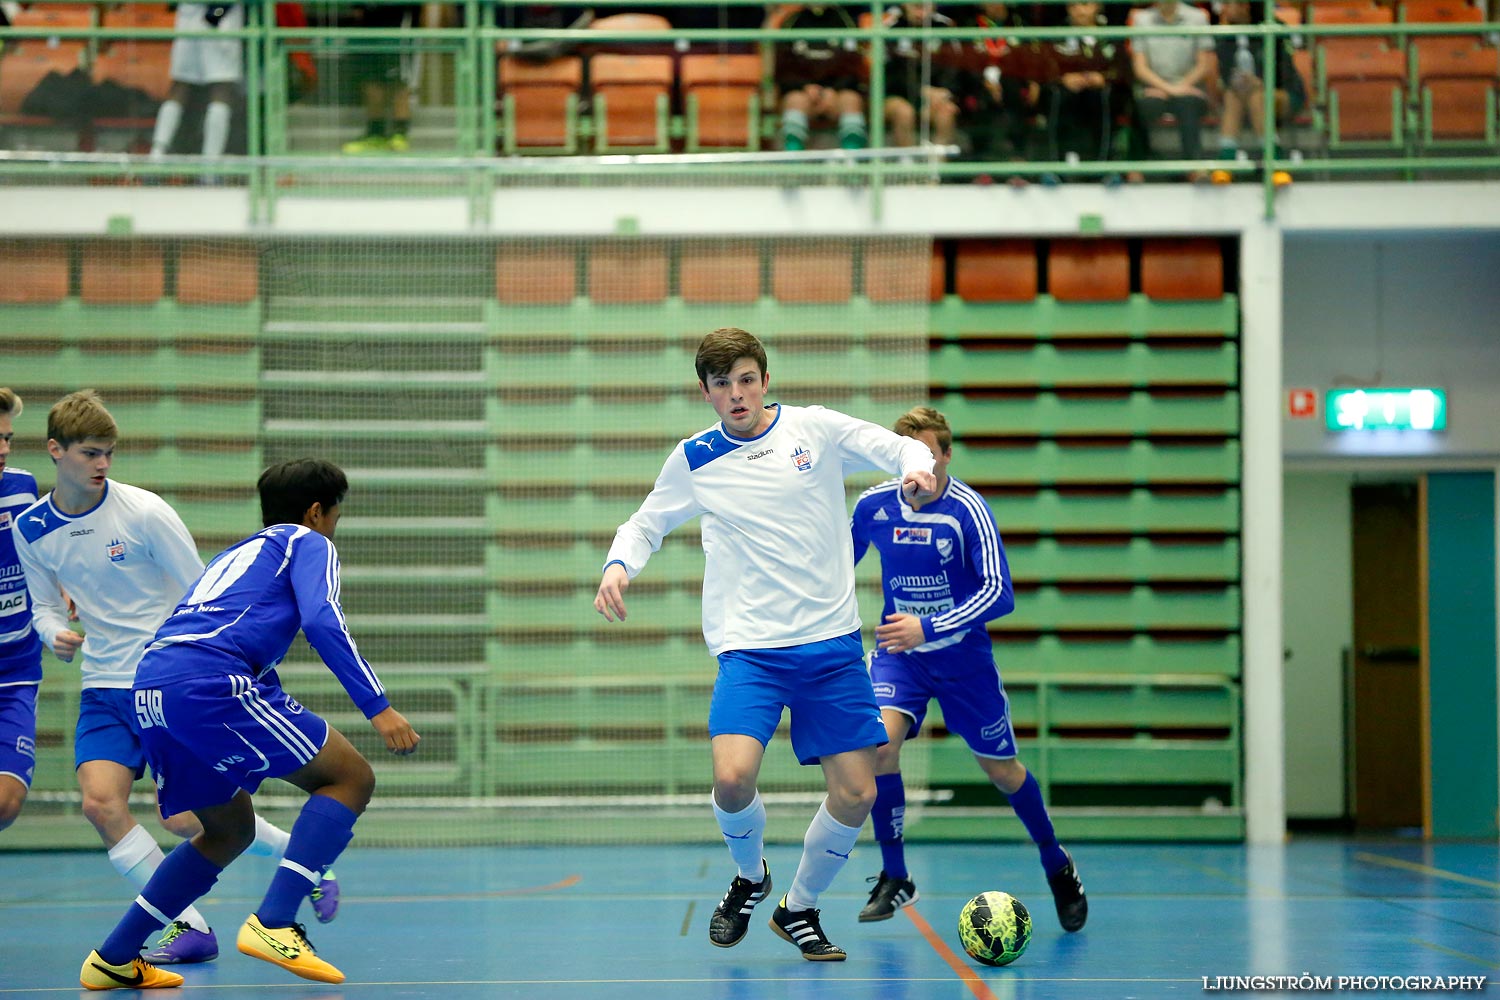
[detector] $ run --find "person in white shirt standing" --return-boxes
[13,390,324,966]
[594,328,937,961]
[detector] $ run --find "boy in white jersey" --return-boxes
[850,407,1086,931]
[0,388,42,833]
[13,390,327,967]
[595,328,937,961]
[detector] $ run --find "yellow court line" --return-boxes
[1355,851,1500,891]
[1408,938,1500,970]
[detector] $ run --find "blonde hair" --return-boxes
[695,327,768,385]
[47,389,118,450]
[894,405,952,452]
[0,388,21,418]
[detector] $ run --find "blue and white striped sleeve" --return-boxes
[289,531,390,719]
[923,484,1015,641]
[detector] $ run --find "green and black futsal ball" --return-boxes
[957,891,1032,966]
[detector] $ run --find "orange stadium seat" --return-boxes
[586,12,675,57]
[496,244,577,304]
[498,56,583,153]
[80,242,165,305]
[955,239,1038,302]
[1322,43,1408,144]
[0,42,87,120]
[680,53,762,151]
[863,242,939,303]
[771,241,853,303]
[680,242,762,304]
[178,243,260,305]
[100,4,175,28]
[1141,239,1225,301]
[588,241,670,303]
[1048,239,1129,302]
[92,44,173,103]
[1414,43,1499,144]
[589,53,674,152]
[1309,1,1395,61]
[0,241,70,303]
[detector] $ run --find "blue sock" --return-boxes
[99,842,222,966]
[1006,771,1069,874]
[871,773,909,880]
[257,795,358,927]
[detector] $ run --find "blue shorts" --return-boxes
[134,671,329,818]
[869,647,1018,759]
[709,631,888,766]
[76,688,146,777]
[0,684,38,787]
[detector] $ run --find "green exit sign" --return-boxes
[1326,388,1447,432]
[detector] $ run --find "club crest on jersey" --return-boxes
[106,537,127,562]
[937,537,954,564]
[893,526,932,544]
[0,511,10,530]
[791,446,814,473]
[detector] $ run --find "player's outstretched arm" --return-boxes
[370,706,420,756]
[594,562,631,621]
[902,470,938,501]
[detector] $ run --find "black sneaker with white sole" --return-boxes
[708,860,772,948]
[769,896,846,961]
[1047,849,1088,932]
[858,871,919,922]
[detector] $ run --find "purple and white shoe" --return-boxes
[310,869,340,923]
[142,921,219,964]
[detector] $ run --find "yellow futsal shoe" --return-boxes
[80,951,184,990]
[236,914,345,984]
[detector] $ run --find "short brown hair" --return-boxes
[0,388,21,418]
[695,327,768,385]
[47,389,118,450]
[894,405,952,453]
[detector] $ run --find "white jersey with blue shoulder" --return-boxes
[851,474,1015,656]
[0,467,42,685]
[140,524,390,719]
[14,480,203,689]
[604,403,936,657]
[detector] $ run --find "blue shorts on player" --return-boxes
[709,631,888,765]
[75,688,148,776]
[132,656,329,819]
[869,646,1018,759]
[0,684,39,787]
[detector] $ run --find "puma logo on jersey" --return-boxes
[696,439,715,451]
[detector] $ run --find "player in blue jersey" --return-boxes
[595,328,938,961]
[14,391,328,970]
[77,457,420,990]
[0,388,43,834]
[850,406,1087,932]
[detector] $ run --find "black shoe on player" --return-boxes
[708,860,772,948]
[769,896,846,961]
[1047,850,1088,932]
[858,871,919,922]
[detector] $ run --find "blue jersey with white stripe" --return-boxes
[0,468,43,685]
[851,475,1014,656]
[137,524,390,719]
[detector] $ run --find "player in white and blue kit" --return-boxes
[850,406,1087,932]
[14,390,316,971]
[595,328,937,961]
[0,388,42,833]
[77,458,420,991]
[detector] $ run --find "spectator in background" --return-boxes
[342,3,422,154]
[1212,0,1305,170]
[1043,0,1131,170]
[768,4,869,150]
[150,3,244,159]
[1129,0,1215,166]
[881,2,965,149]
[949,3,1048,163]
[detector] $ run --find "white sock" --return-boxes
[244,814,291,859]
[712,791,766,881]
[107,824,211,933]
[785,800,861,912]
[202,101,231,157]
[150,100,183,156]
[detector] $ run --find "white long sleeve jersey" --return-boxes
[15,480,204,689]
[605,404,936,657]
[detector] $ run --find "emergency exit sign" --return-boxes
[1326,388,1446,432]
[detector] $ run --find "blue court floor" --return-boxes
[0,839,1496,998]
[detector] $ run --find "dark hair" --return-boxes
[695,327,768,385]
[258,458,348,528]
